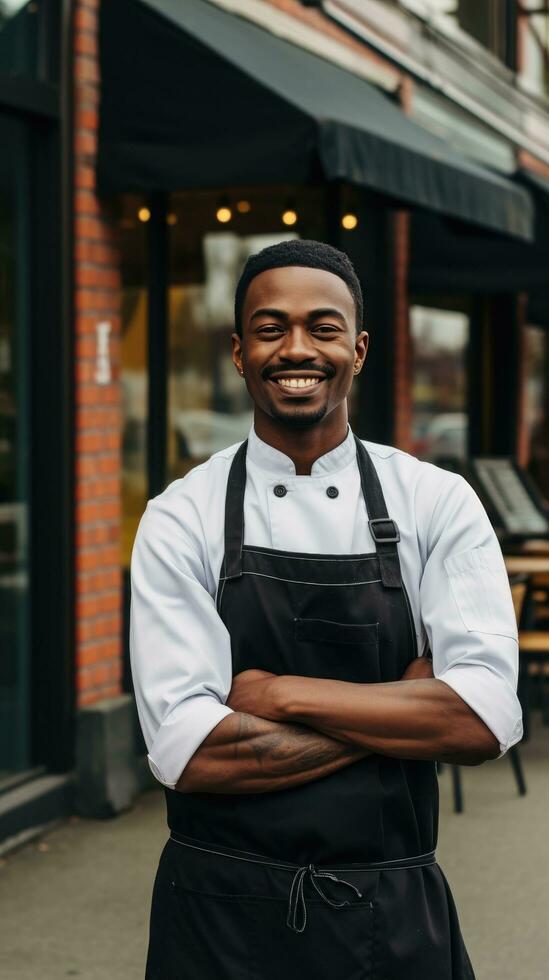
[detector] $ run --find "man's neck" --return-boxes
[253,408,350,475]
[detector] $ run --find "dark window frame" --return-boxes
[0,0,74,791]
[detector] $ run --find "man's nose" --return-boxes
[278,326,316,361]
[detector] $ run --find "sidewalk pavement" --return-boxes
[1,717,548,980]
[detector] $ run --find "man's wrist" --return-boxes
[271,674,299,722]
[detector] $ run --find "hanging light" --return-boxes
[166,213,178,226]
[237,200,251,213]
[282,198,298,226]
[216,196,233,223]
[341,212,358,230]
[138,207,151,222]
[282,209,298,226]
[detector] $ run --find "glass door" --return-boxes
[0,114,31,780]
[409,302,470,467]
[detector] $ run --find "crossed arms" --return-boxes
[175,657,500,794]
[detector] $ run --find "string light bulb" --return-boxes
[166,213,178,226]
[282,209,298,226]
[138,207,151,222]
[216,197,233,223]
[216,206,232,223]
[237,200,251,213]
[341,212,358,230]
[281,197,299,226]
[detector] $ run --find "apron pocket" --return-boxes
[294,618,379,646]
[251,894,377,980]
[164,881,257,980]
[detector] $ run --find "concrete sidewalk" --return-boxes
[1,719,548,980]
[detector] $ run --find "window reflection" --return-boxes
[0,1,40,78]
[522,0,549,98]
[120,195,148,569]
[410,304,469,467]
[0,114,31,779]
[524,325,549,502]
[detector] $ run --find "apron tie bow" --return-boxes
[286,862,363,933]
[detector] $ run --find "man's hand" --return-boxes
[227,668,279,717]
[400,654,434,681]
[227,656,434,722]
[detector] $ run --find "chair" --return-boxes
[445,575,528,813]
[516,571,549,735]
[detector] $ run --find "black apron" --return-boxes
[145,436,475,980]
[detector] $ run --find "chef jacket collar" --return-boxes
[247,422,356,477]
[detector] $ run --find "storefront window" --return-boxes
[521,1,549,99]
[523,324,549,502]
[410,304,469,466]
[0,114,31,779]
[166,187,327,481]
[0,1,40,77]
[413,1,512,64]
[120,194,148,569]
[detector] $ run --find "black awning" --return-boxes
[97,0,533,241]
[409,168,549,323]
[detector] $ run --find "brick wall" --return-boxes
[73,0,123,707]
[392,210,412,452]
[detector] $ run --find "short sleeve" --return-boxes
[129,495,234,788]
[419,473,523,756]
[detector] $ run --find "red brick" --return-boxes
[75,240,118,264]
[74,289,118,314]
[76,336,96,360]
[75,264,120,288]
[73,82,100,106]
[74,190,104,218]
[74,54,100,84]
[74,129,97,156]
[74,6,98,32]
[75,360,96,384]
[75,166,97,191]
[75,215,111,243]
[75,105,99,131]
[74,31,98,58]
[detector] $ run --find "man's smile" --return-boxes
[265,369,329,396]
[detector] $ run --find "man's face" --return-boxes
[232,266,368,429]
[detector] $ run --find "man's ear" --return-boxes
[231,332,244,376]
[354,330,369,373]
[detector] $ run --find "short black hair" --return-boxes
[234,239,363,337]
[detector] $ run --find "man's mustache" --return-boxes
[261,363,336,381]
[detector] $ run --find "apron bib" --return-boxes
[145,436,475,980]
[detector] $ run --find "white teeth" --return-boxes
[276,377,321,389]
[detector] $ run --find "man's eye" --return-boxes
[313,325,338,333]
[258,325,284,334]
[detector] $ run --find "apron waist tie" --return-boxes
[168,831,436,934]
[287,863,363,934]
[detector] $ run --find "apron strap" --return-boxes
[222,439,248,580]
[354,435,402,589]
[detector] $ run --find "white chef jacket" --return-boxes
[129,424,523,789]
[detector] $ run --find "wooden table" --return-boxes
[504,556,549,576]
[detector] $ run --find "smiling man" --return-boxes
[130,240,522,980]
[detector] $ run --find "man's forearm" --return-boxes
[272,676,500,765]
[175,710,370,794]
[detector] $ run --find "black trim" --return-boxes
[0,74,59,118]
[241,544,378,561]
[29,0,74,775]
[147,192,168,498]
